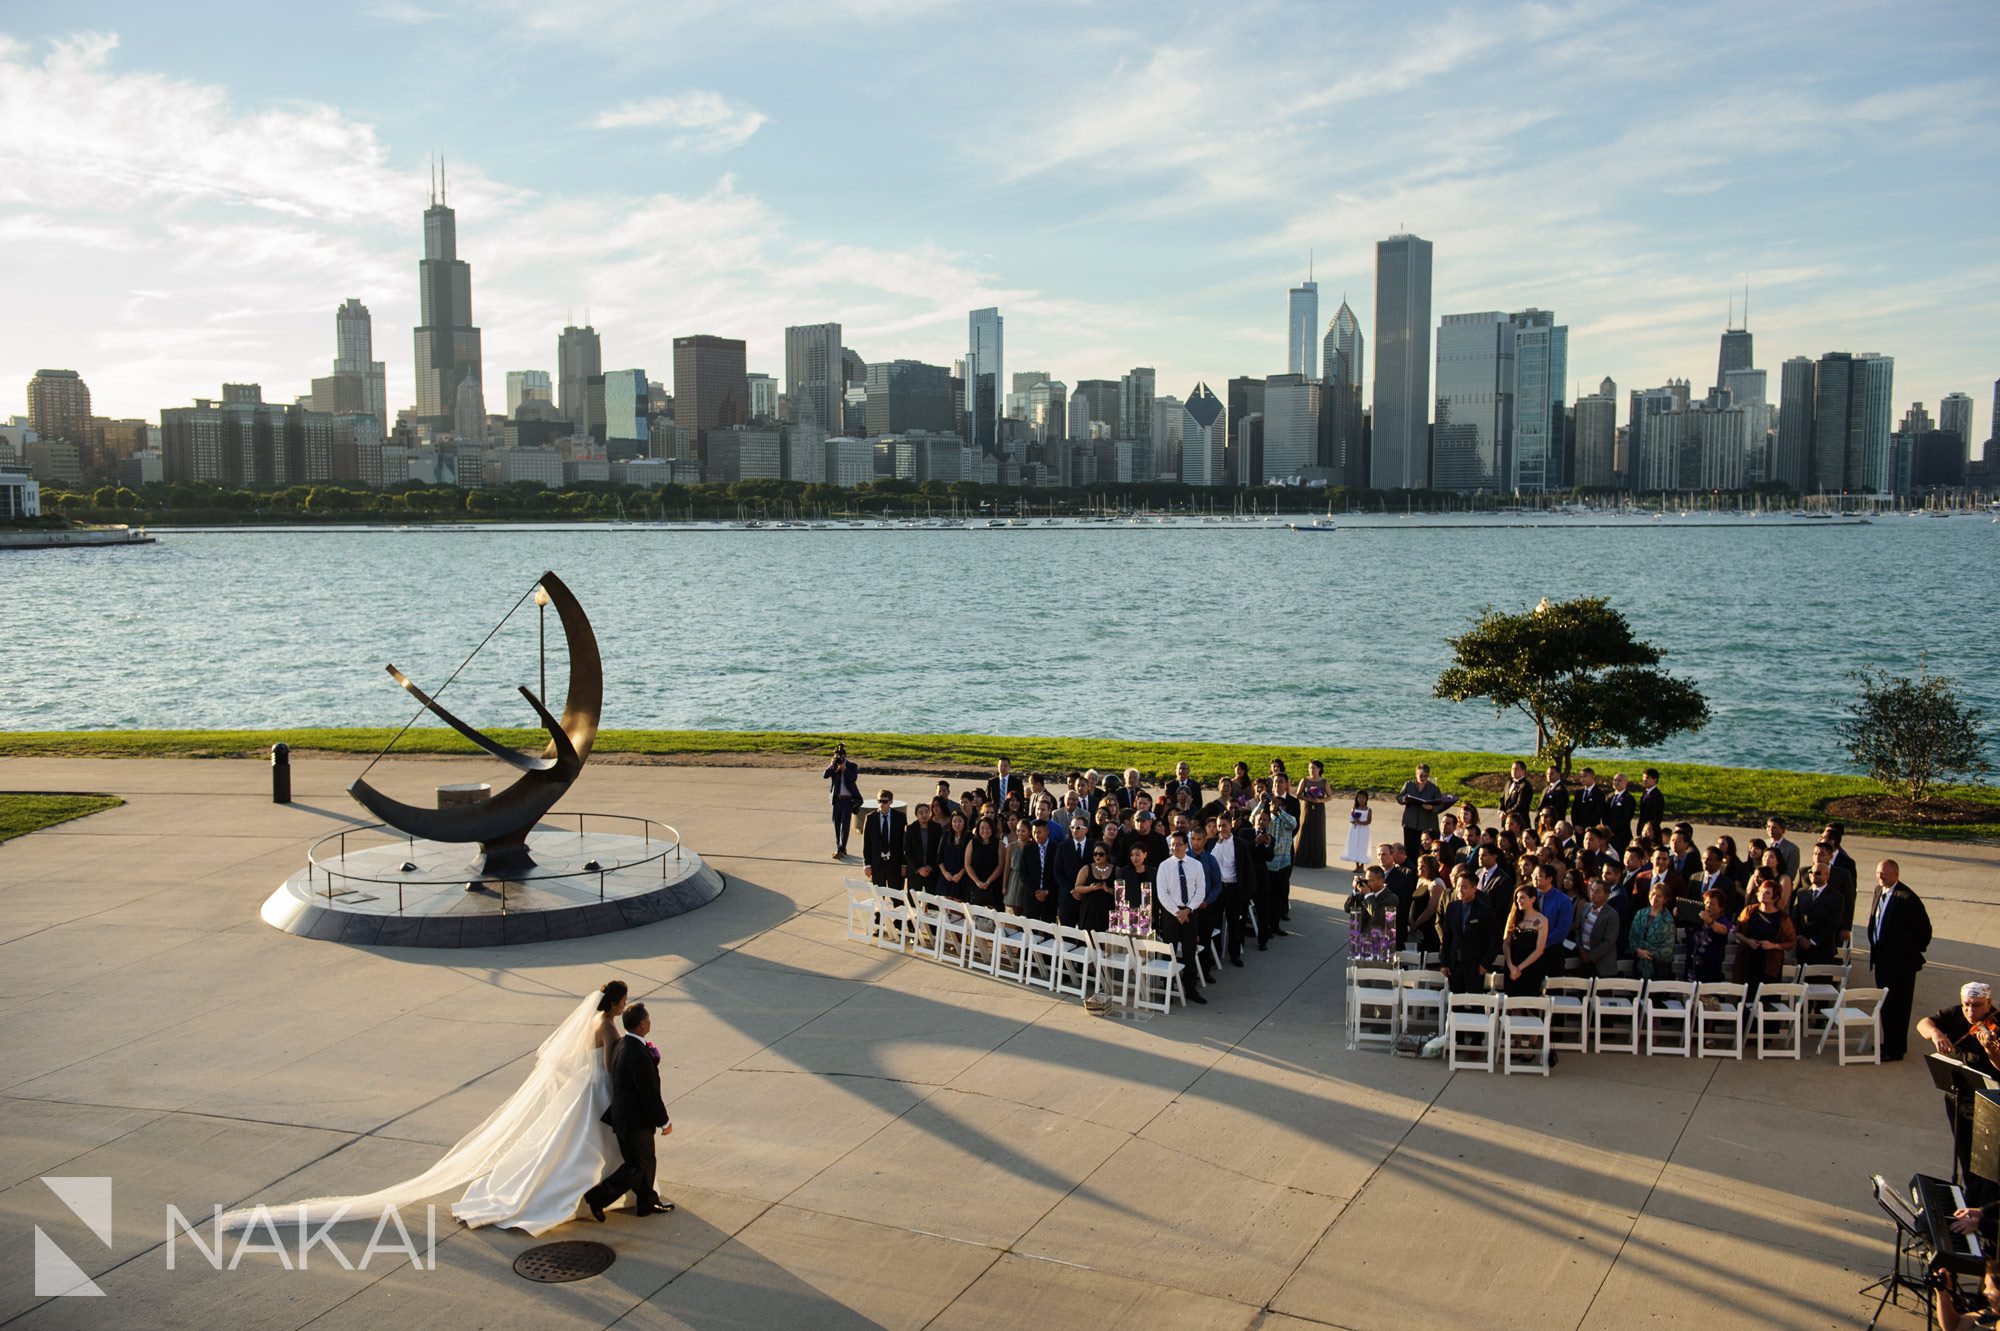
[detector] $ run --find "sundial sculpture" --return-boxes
[348,571,602,878]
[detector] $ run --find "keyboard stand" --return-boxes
[1863,1175,1932,1331]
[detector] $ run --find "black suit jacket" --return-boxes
[1570,784,1606,829]
[1162,777,1203,808]
[1535,781,1569,823]
[863,808,906,875]
[903,819,943,888]
[1827,851,1860,933]
[1602,791,1636,842]
[1048,835,1093,908]
[1868,881,1933,976]
[1789,884,1843,964]
[1440,896,1498,974]
[601,1033,668,1134]
[822,759,860,805]
[1497,778,1533,823]
[986,774,1019,808]
[1637,785,1665,829]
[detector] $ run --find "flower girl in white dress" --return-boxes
[1341,790,1374,871]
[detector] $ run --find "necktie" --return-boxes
[1177,863,1187,907]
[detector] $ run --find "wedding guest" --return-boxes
[1869,858,1934,1062]
[1154,833,1209,1005]
[822,744,861,859]
[1821,824,1861,949]
[903,801,943,896]
[964,816,1003,910]
[1637,768,1666,830]
[1533,863,1575,979]
[1163,761,1202,809]
[1296,760,1330,868]
[862,790,905,893]
[1264,793,1300,932]
[1730,878,1797,1002]
[1190,826,1224,985]
[1574,878,1620,978]
[1685,887,1733,982]
[1766,816,1800,880]
[1535,764,1569,825]
[1503,885,1549,997]
[986,758,1020,809]
[1050,816,1095,927]
[1631,882,1678,980]
[1342,790,1375,871]
[1218,808,1259,961]
[1071,841,1117,933]
[1440,870,1498,994]
[1571,767,1607,831]
[936,811,971,901]
[1789,861,1844,965]
[1498,760,1533,827]
[1409,852,1446,955]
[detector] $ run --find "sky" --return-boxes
[3,0,1997,439]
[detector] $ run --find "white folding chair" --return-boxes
[1696,981,1748,1058]
[1590,978,1645,1054]
[1544,977,1592,1053]
[1643,980,1697,1057]
[906,891,944,957]
[1134,938,1185,1012]
[844,879,880,944]
[1446,993,1501,1072]
[1502,997,1552,1075]
[874,886,914,953]
[1348,963,1401,1050]
[980,906,1029,981]
[1394,949,1426,970]
[1753,982,1806,1059]
[1398,969,1449,1042]
[1825,987,1887,1064]
[1023,919,1063,992]
[1051,924,1095,999]
[1092,933,1135,1005]
[1798,963,1849,1039]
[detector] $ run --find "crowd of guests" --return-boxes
[822,748,1934,1052]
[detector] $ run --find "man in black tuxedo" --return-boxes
[1867,858,1934,1061]
[1637,768,1666,832]
[1049,816,1095,927]
[1162,761,1202,810]
[1439,874,1498,993]
[862,790,906,894]
[986,758,1019,810]
[1820,823,1860,950]
[1010,818,1059,921]
[1570,767,1606,832]
[584,1004,671,1220]
[1497,760,1533,827]
[822,745,861,859]
[1214,809,1258,962]
[1535,764,1569,826]
[1602,773,1637,852]
[902,801,943,897]
[1346,864,1405,952]
[1383,843,1417,933]
[1789,862,1844,965]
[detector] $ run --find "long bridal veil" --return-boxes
[219,991,604,1234]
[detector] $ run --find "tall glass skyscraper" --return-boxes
[1286,271,1319,379]
[1372,234,1433,490]
[1510,309,1567,492]
[1321,300,1364,480]
[965,307,1003,453]
[558,325,602,430]
[413,171,482,431]
[1775,356,1815,490]
[785,322,844,437]
[1431,312,1512,492]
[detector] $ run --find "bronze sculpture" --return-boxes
[348,571,602,876]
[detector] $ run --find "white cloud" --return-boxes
[589,92,767,151]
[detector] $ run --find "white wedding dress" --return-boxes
[220,993,639,1236]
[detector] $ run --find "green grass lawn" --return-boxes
[0,793,125,843]
[3,727,1995,842]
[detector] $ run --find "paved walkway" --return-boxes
[1,755,1993,1331]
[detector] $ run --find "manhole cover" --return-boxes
[513,1240,616,1283]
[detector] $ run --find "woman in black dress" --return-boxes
[935,811,971,901]
[1295,759,1329,869]
[965,817,1003,910]
[1502,884,1548,997]
[1072,842,1118,933]
[1119,842,1155,935]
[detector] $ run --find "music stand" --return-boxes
[1863,1173,1932,1330]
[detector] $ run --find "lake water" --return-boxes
[8,514,1996,772]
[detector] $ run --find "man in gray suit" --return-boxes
[1573,878,1620,978]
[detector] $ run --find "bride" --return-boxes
[221,981,641,1236]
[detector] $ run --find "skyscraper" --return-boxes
[1075,380,1122,438]
[672,335,749,470]
[1431,312,1512,492]
[1321,301,1364,481]
[1809,351,1895,492]
[747,372,779,420]
[1775,356,1815,490]
[26,369,90,444]
[1262,374,1320,483]
[864,360,955,437]
[1939,392,1974,451]
[557,325,602,430]
[785,322,844,437]
[413,169,482,432]
[1180,384,1226,486]
[965,307,1003,452]
[1372,234,1433,490]
[1286,267,1319,379]
[1509,309,1567,491]
[1573,378,1617,488]
[311,299,388,425]
[1120,367,1156,446]
[1716,325,1753,395]
[602,368,649,456]
[505,370,552,417]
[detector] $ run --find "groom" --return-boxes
[584,1003,673,1221]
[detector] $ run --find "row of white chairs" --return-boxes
[845,880,1188,1012]
[1349,967,1888,1066]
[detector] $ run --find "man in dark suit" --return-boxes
[1573,879,1620,978]
[1602,773,1637,852]
[1162,761,1203,810]
[1215,809,1258,962]
[584,1004,671,1220]
[822,745,861,859]
[1867,859,1933,1061]
[862,790,906,894]
[986,759,1019,811]
[1637,768,1666,832]
[1011,818,1058,921]
[1535,764,1569,826]
[902,801,943,896]
[1049,816,1094,927]
[1570,767,1607,832]
[1475,844,1513,917]
[1789,862,1844,965]
[1497,760,1533,827]
[1345,865,1404,951]
[1439,874,1498,993]
[1383,844,1418,933]
[1821,823,1860,950]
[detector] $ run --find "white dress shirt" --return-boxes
[1213,835,1238,883]
[1155,855,1207,913]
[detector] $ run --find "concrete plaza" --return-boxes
[0,753,1991,1330]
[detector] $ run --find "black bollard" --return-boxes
[271,742,292,804]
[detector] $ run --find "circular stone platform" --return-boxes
[259,822,725,948]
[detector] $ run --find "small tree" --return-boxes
[1840,659,1988,804]
[1434,596,1711,771]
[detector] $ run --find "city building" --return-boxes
[1066,392,1092,440]
[673,335,749,471]
[493,447,566,489]
[1027,380,1067,446]
[27,369,91,444]
[557,324,602,429]
[452,372,488,442]
[1939,392,1974,451]
[505,370,552,417]
[747,372,779,420]
[1573,379,1617,488]
[785,322,844,438]
[1228,376,1265,483]
[0,470,39,518]
[1074,379,1122,439]
[784,425,826,482]
[1120,367,1156,447]
[1715,323,1753,394]
[965,307,1003,453]
[413,171,483,432]
[706,425,783,481]
[1235,413,1264,486]
[1431,312,1512,492]
[1287,267,1319,379]
[1372,233,1433,489]
[823,436,873,487]
[1898,402,1936,440]
[161,385,337,487]
[863,360,954,437]
[311,299,388,425]
[602,368,648,457]
[889,431,964,484]
[1321,301,1364,484]
[1774,356,1816,490]
[1262,374,1320,483]
[1509,309,1567,491]
[1722,367,1771,483]
[1627,381,1690,490]
[1180,384,1226,486]
[1809,351,1895,492]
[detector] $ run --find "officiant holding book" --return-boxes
[1396,763,1452,860]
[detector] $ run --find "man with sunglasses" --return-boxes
[1049,815,1096,928]
[862,790,906,894]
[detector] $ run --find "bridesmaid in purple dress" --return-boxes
[1295,759,1330,868]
